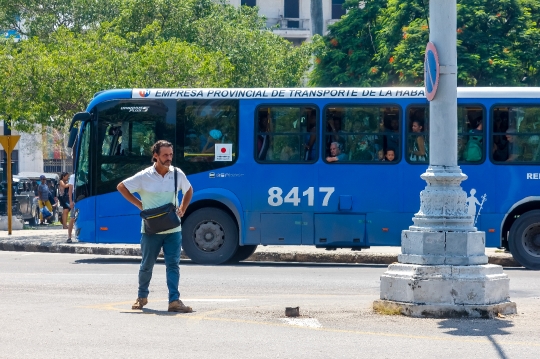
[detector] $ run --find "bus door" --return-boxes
[93,100,176,244]
[314,104,402,248]
[72,120,98,242]
[250,105,319,245]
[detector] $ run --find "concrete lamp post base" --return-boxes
[373,300,517,319]
[375,262,516,318]
[375,168,517,318]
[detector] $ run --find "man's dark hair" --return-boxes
[151,140,173,162]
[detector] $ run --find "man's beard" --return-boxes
[158,159,172,167]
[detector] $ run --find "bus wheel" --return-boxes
[227,245,258,263]
[509,210,540,270]
[182,208,239,265]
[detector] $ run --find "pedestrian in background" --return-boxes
[117,140,194,313]
[66,173,75,243]
[58,172,70,229]
[37,174,53,225]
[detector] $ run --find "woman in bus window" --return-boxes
[409,119,427,161]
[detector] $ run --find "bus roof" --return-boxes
[86,87,540,110]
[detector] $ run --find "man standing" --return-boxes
[117,140,193,313]
[37,175,53,225]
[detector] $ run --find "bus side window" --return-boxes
[458,106,484,164]
[255,106,318,163]
[407,106,429,163]
[326,105,400,163]
[178,100,238,165]
[492,106,540,164]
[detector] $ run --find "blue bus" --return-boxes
[67,87,540,269]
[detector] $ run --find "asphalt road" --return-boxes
[1,252,539,359]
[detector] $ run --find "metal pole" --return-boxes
[430,0,457,166]
[6,148,12,235]
[0,135,20,234]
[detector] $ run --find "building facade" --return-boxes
[229,0,346,44]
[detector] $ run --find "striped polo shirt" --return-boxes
[122,165,192,234]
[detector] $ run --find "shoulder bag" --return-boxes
[139,168,181,235]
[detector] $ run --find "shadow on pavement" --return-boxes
[73,257,142,264]
[227,261,388,269]
[438,318,514,359]
[72,257,388,269]
[120,309,195,316]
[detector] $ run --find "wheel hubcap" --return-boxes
[193,220,225,252]
[522,224,540,257]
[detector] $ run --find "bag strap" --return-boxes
[173,166,178,207]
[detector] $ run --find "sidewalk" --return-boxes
[0,228,520,267]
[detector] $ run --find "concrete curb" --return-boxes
[0,239,521,267]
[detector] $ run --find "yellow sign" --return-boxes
[0,135,21,234]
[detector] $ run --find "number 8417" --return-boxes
[268,187,335,207]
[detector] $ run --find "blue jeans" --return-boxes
[138,231,182,303]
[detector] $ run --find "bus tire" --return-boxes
[227,245,258,263]
[509,210,540,270]
[182,208,239,265]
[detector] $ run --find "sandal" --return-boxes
[132,297,148,310]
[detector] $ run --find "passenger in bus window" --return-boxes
[409,119,427,162]
[346,121,363,155]
[350,138,373,161]
[384,148,396,162]
[327,115,345,144]
[326,142,347,162]
[505,128,521,162]
[493,111,509,161]
[202,129,222,154]
[385,116,400,158]
[257,112,272,160]
[375,148,385,161]
[303,110,317,161]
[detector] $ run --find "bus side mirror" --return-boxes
[67,112,91,148]
[69,112,91,130]
[67,127,78,149]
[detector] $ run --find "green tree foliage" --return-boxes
[0,0,313,132]
[310,0,386,87]
[109,1,312,87]
[0,27,233,132]
[0,0,120,38]
[310,0,540,87]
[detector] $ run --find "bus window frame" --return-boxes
[322,103,402,165]
[404,103,487,165]
[254,103,320,165]
[457,103,487,166]
[405,103,430,165]
[490,103,540,166]
[177,99,240,170]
